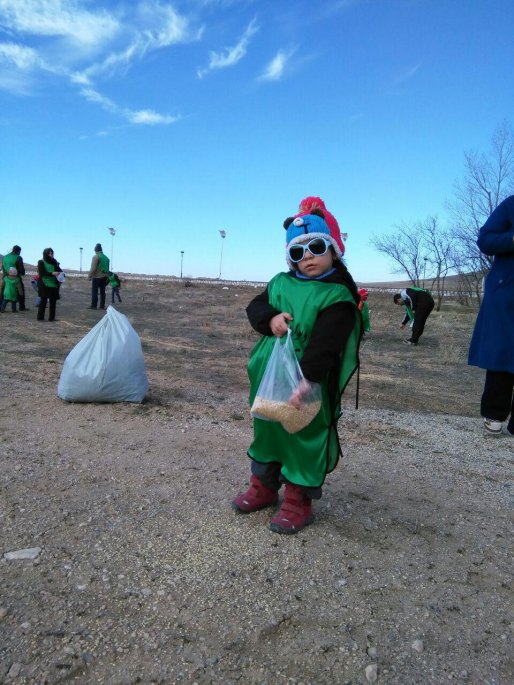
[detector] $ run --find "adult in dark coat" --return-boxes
[37,248,62,322]
[468,194,514,435]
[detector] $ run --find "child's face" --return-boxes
[295,239,335,278]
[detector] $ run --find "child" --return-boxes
[232,210,362,534]
[108,272,122,303]
[0,267,22,313]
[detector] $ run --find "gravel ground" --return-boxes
[0,278,513,685]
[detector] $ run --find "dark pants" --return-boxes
[17,279,27,310]
[111,287,122,303]
[91,277,108,308]
[1,299,17,312]
[411,296,435,343]
[37,291,58,320]
[481,370,514,430]
[250,459,322,500]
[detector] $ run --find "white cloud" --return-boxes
[79,85,179,126]
[0,0,119,47]
[258,48,294,82]
[126,109,180,125]
[392,62,422,87]
[197,17,258,79]
[0,41,44,69]
[0,0,195,126]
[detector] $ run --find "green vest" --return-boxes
[97,252,110,273]
[247,273,361,487]
[41,260,58,288]
[2,253,18,275]
[3,275,19,301]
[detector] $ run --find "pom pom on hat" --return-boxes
[296,196,345,256]
[284,210,343,269]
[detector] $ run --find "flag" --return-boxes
[108,227,116,236]
[219,230,226,238]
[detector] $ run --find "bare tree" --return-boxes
[370,222,425,285]
[447,120,514,304]
[371,216,454,308]
[422,217,454,310]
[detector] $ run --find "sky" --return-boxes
[1,0,514,283]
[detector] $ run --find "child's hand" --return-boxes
[288,379,312,409]
[270,312,293,337]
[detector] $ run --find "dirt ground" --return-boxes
[0,276,512,685]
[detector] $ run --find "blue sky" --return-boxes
[1,0,513,283]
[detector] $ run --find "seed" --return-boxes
[251,397,321,433]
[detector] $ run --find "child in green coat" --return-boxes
[232,210,362,534]
[0,267,22,313]
[108,273,122,303]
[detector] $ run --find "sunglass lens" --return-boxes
[309,239,328,256]
[289,246,304,262]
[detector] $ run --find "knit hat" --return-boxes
[94,243,102,252]
[284,212,341,269]
[296,196,345,256]
[8,266,17,276]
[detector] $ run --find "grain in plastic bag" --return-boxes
[57,306,148,403]
[250,329,321,433]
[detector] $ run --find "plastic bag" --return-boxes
[57,306,149,403]
[250,329,321,433]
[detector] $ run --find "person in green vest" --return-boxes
[0,266,23,312]
[108,272,122,303]
[36,248,62,322]
[232,210,363,534]
[393,287,434,345]
[1,245,29,311]
[88,243,110,310]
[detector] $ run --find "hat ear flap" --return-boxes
[311,208,325,219]
[283,217,294,229]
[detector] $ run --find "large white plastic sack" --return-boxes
[57,306,149,403]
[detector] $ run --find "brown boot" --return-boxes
[232,474,279,513]
[269,483,313,534]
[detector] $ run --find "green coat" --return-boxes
[247,273,361,487]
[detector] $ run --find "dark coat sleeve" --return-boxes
[477,196,514,256]
[246,287,281,336]
[300,302,356,383]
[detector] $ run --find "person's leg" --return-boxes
[270,482,314,534]
[37,296,47,320]
[111,288,115,304]
[99,278,107,309]
[11,300,17,312]
[232,460,281,513]
[481,370,514,423]
[91,279,98,308]
[410,301,434,343]
[18,280,28,310]
[48,292,57,321]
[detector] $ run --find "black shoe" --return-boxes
[19,307,30,311]
[88,306,97,309]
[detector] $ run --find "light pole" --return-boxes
[180,251,184,279]
[218,230,226,279]
[108,227,116,271]
[79,247,83,273]
[422,256,428,288]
